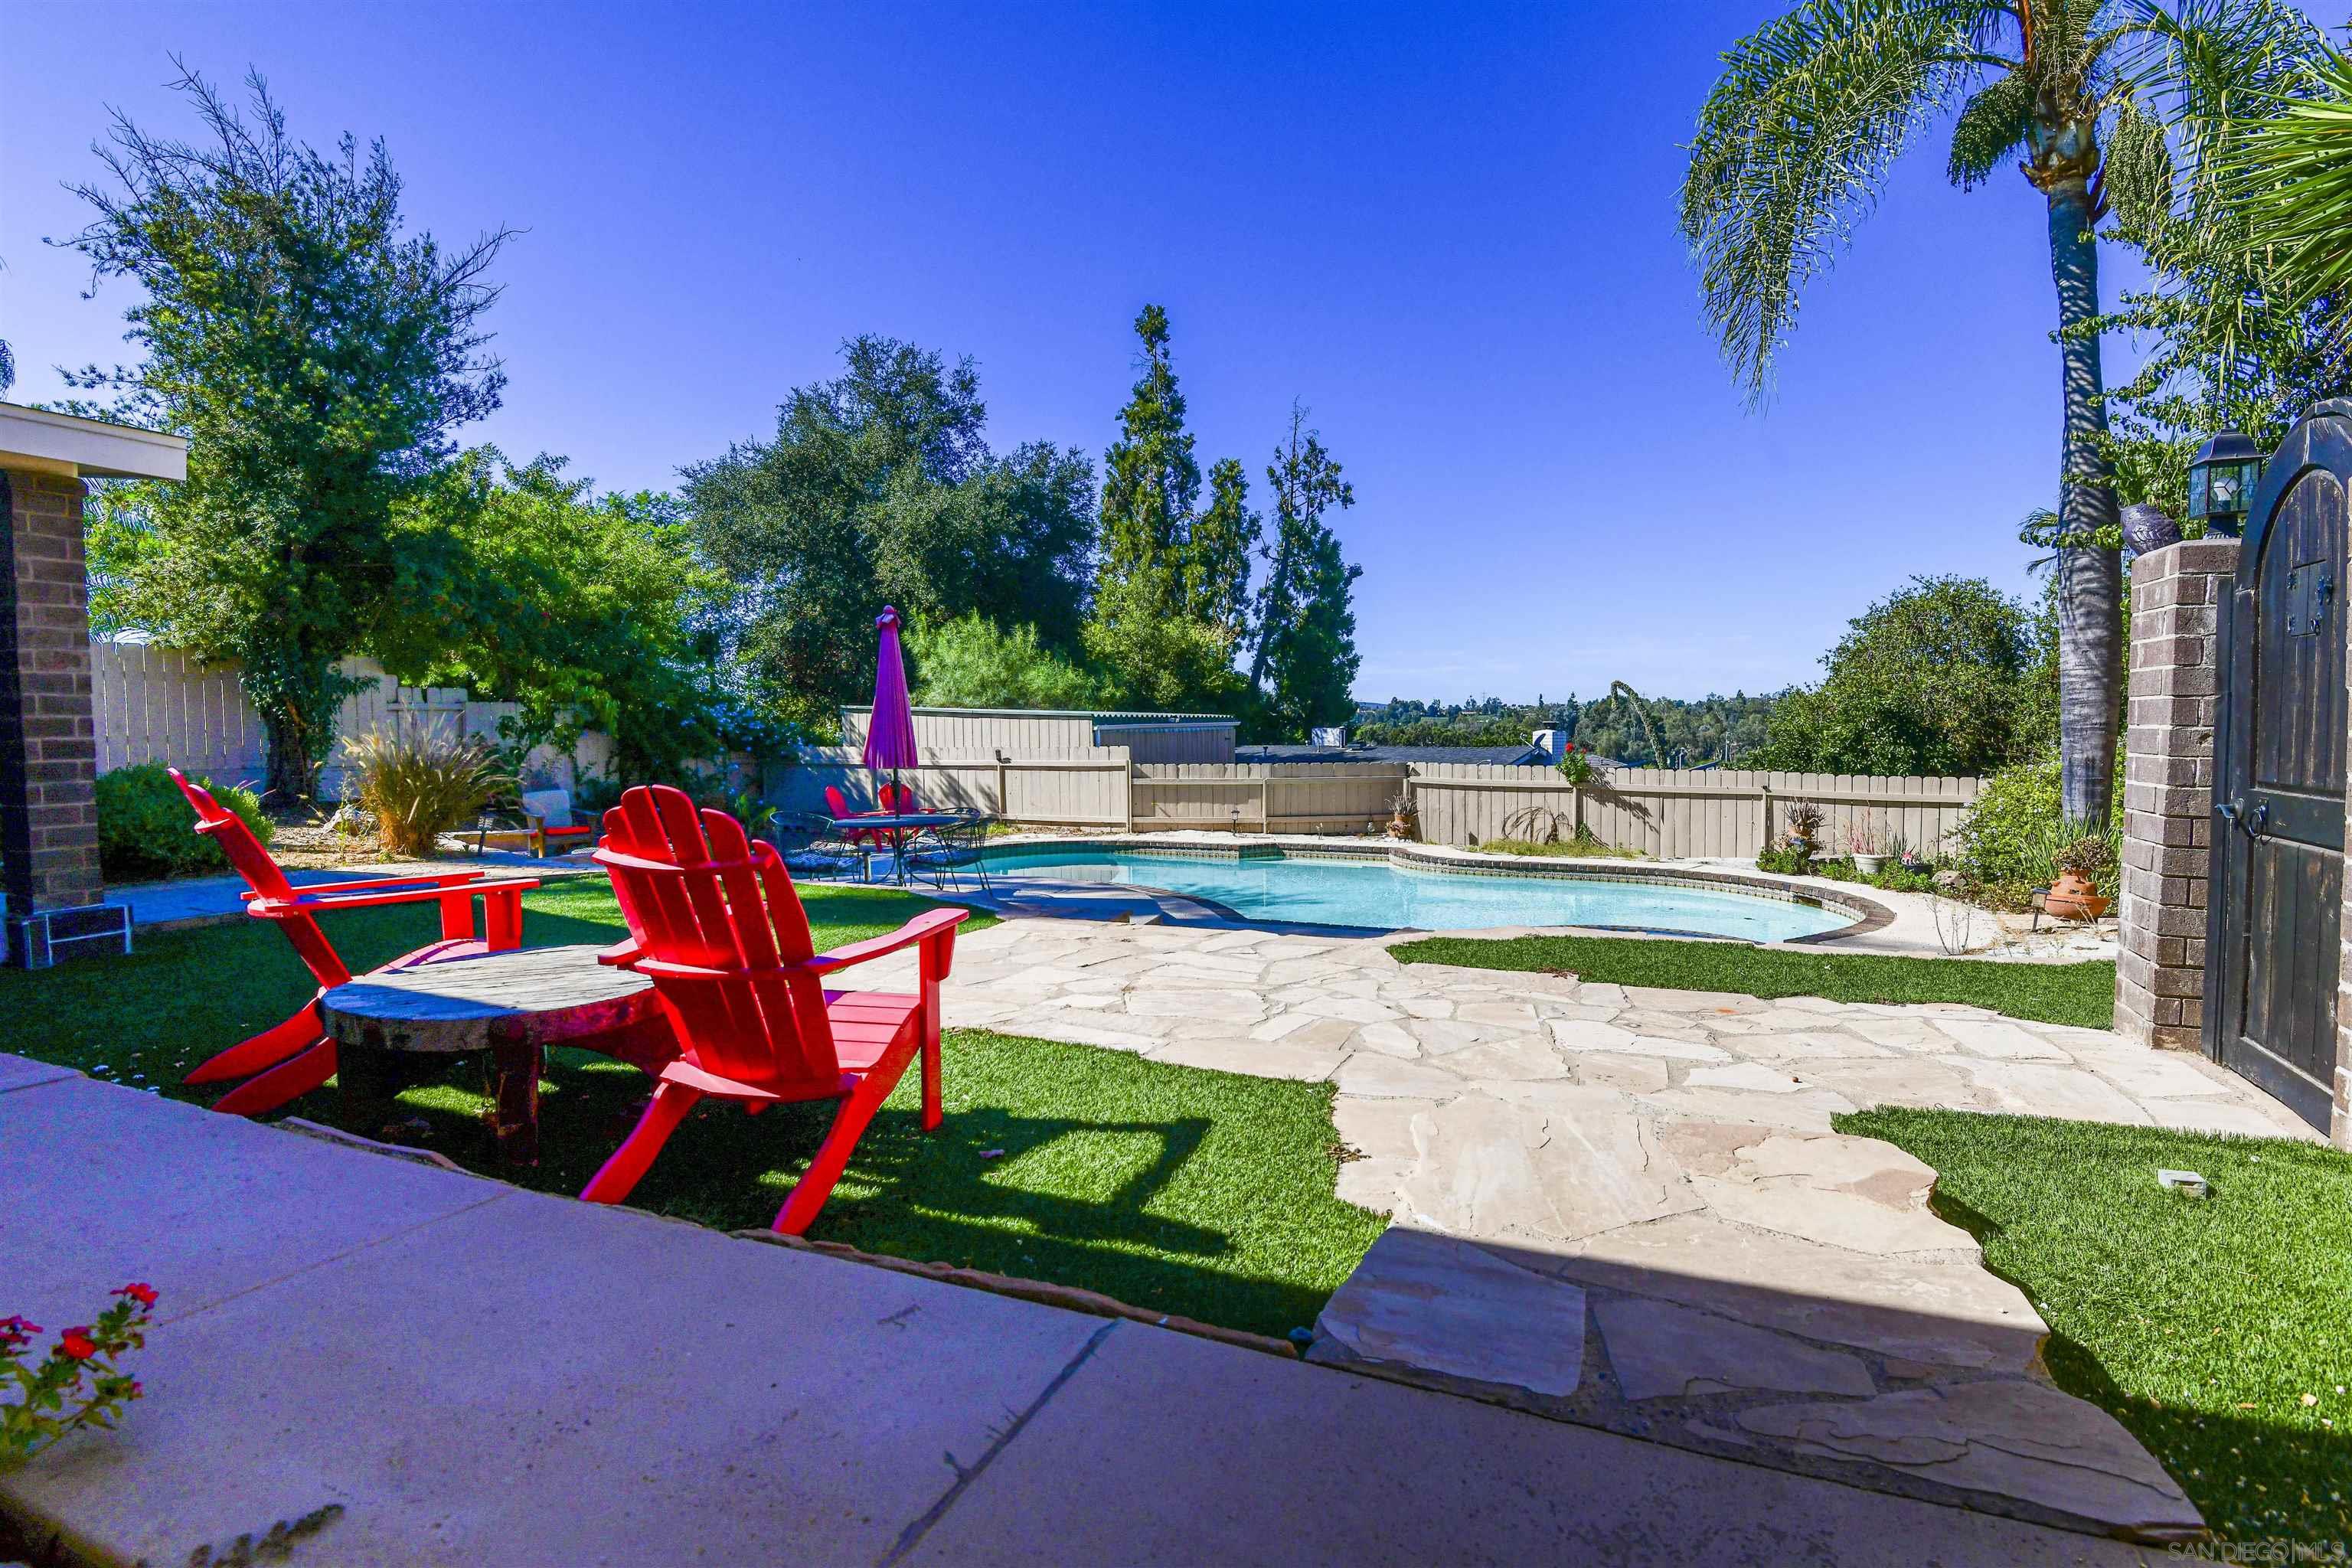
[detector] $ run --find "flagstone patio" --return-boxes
[852,915,2317,1542]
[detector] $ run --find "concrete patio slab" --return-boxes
[0,1052,77,1095]
[0,1072,499,1331]
[903,1315,2164,1568]
[11,1184,1105,1568]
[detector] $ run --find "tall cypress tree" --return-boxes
[1096,304,1199,597]
[1249,404,1359,731]
[1186,456,1260,654]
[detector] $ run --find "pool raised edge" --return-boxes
[966,836,1896,943]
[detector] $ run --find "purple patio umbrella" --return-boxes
[863,606,920,810]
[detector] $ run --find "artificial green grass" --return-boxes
[0,880,1381,1338]
[1844,1107,2352,1547]
[1393,932,2116,1028]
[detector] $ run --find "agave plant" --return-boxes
[341,727,514,858]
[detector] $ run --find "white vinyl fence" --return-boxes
[90,640,616,799]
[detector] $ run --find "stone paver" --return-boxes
[848,915,2320,1539]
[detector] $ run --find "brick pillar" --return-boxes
[2115,538,2238,1050]
[0,469,103,926]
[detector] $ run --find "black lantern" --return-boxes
[2187,433,2265,537]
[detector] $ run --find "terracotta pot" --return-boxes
[2044,871,2111,921]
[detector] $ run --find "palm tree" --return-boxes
[1681,0,2318,826]
[2237,45,2352,348]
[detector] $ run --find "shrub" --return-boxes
[1949,758,2124,909]
[342,728,512,858]
[95,764,270,880]
[1756,843,1810,876]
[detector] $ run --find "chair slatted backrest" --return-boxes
[879,782,913,814]
[599,786,841,1094]
[823,786,858,822]
[168,768,351,988]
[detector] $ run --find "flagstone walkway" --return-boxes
[854,915,2318,1543]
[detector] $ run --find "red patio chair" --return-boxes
[823,785,889,847]
[580,784,967,1235]
[170,769,542,1116]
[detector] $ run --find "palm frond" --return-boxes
[1680,0,1984,399]
[2236,47,2352,322]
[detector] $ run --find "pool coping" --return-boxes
[966,835,1897,946]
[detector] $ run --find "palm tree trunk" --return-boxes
[2046,175,2121,828]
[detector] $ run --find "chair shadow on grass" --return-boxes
[346,1044,1348,1337]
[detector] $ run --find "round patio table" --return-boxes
[845,811,971,885]
[319,943,672,1167]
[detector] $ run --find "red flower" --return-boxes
[58,1328,97,1361]
[0,1317,36,1352]
[113,1283,158,1308]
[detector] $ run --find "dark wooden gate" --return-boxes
[2205,400,2352,1131]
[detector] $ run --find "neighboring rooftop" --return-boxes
[844,704,1236,727]
[1237,742,1553,766]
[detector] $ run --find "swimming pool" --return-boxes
[980,845,1854,941]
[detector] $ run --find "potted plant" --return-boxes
[1782,802,1824,864]
[2045,835,2116,920]
[1386,790,1416,840]
[1847,812,1888,876]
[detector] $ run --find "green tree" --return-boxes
[1084,305,1254,710]
[1747,576,2052,776]
[684,336,1096,728]
[384,451,744,779]
[60,66,512,799]
[1680,0,2319,828]
[906,612,1107,710]
[1187,457,1262,652]
[1096,304,1200,596]
[1250,407,1361,737]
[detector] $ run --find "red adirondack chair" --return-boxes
[580,784,967,1235]
[171,769,541,1116]
[878,781,914,814]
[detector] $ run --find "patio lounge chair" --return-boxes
[580,784,968,1235]
[473,787,599,859]
[170,769,542,1116]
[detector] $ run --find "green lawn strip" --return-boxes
[1842,1107,2352,1547]
[1393,933,2115,1028]
[2,881,1381,1339]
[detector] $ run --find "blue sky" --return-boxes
[0,3,2243,704]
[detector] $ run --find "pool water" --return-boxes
[982,848,1847,941]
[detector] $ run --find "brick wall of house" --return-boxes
[2115,538,2238,1050]
[0,469,103,918]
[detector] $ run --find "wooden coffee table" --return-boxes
[319,943,674,1165]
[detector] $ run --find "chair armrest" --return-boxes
[245,870,496,901]
[596,937,645,968]
[804,906,969,973]
[253,876,541,916]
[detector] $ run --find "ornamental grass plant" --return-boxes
[342,727,513,858]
